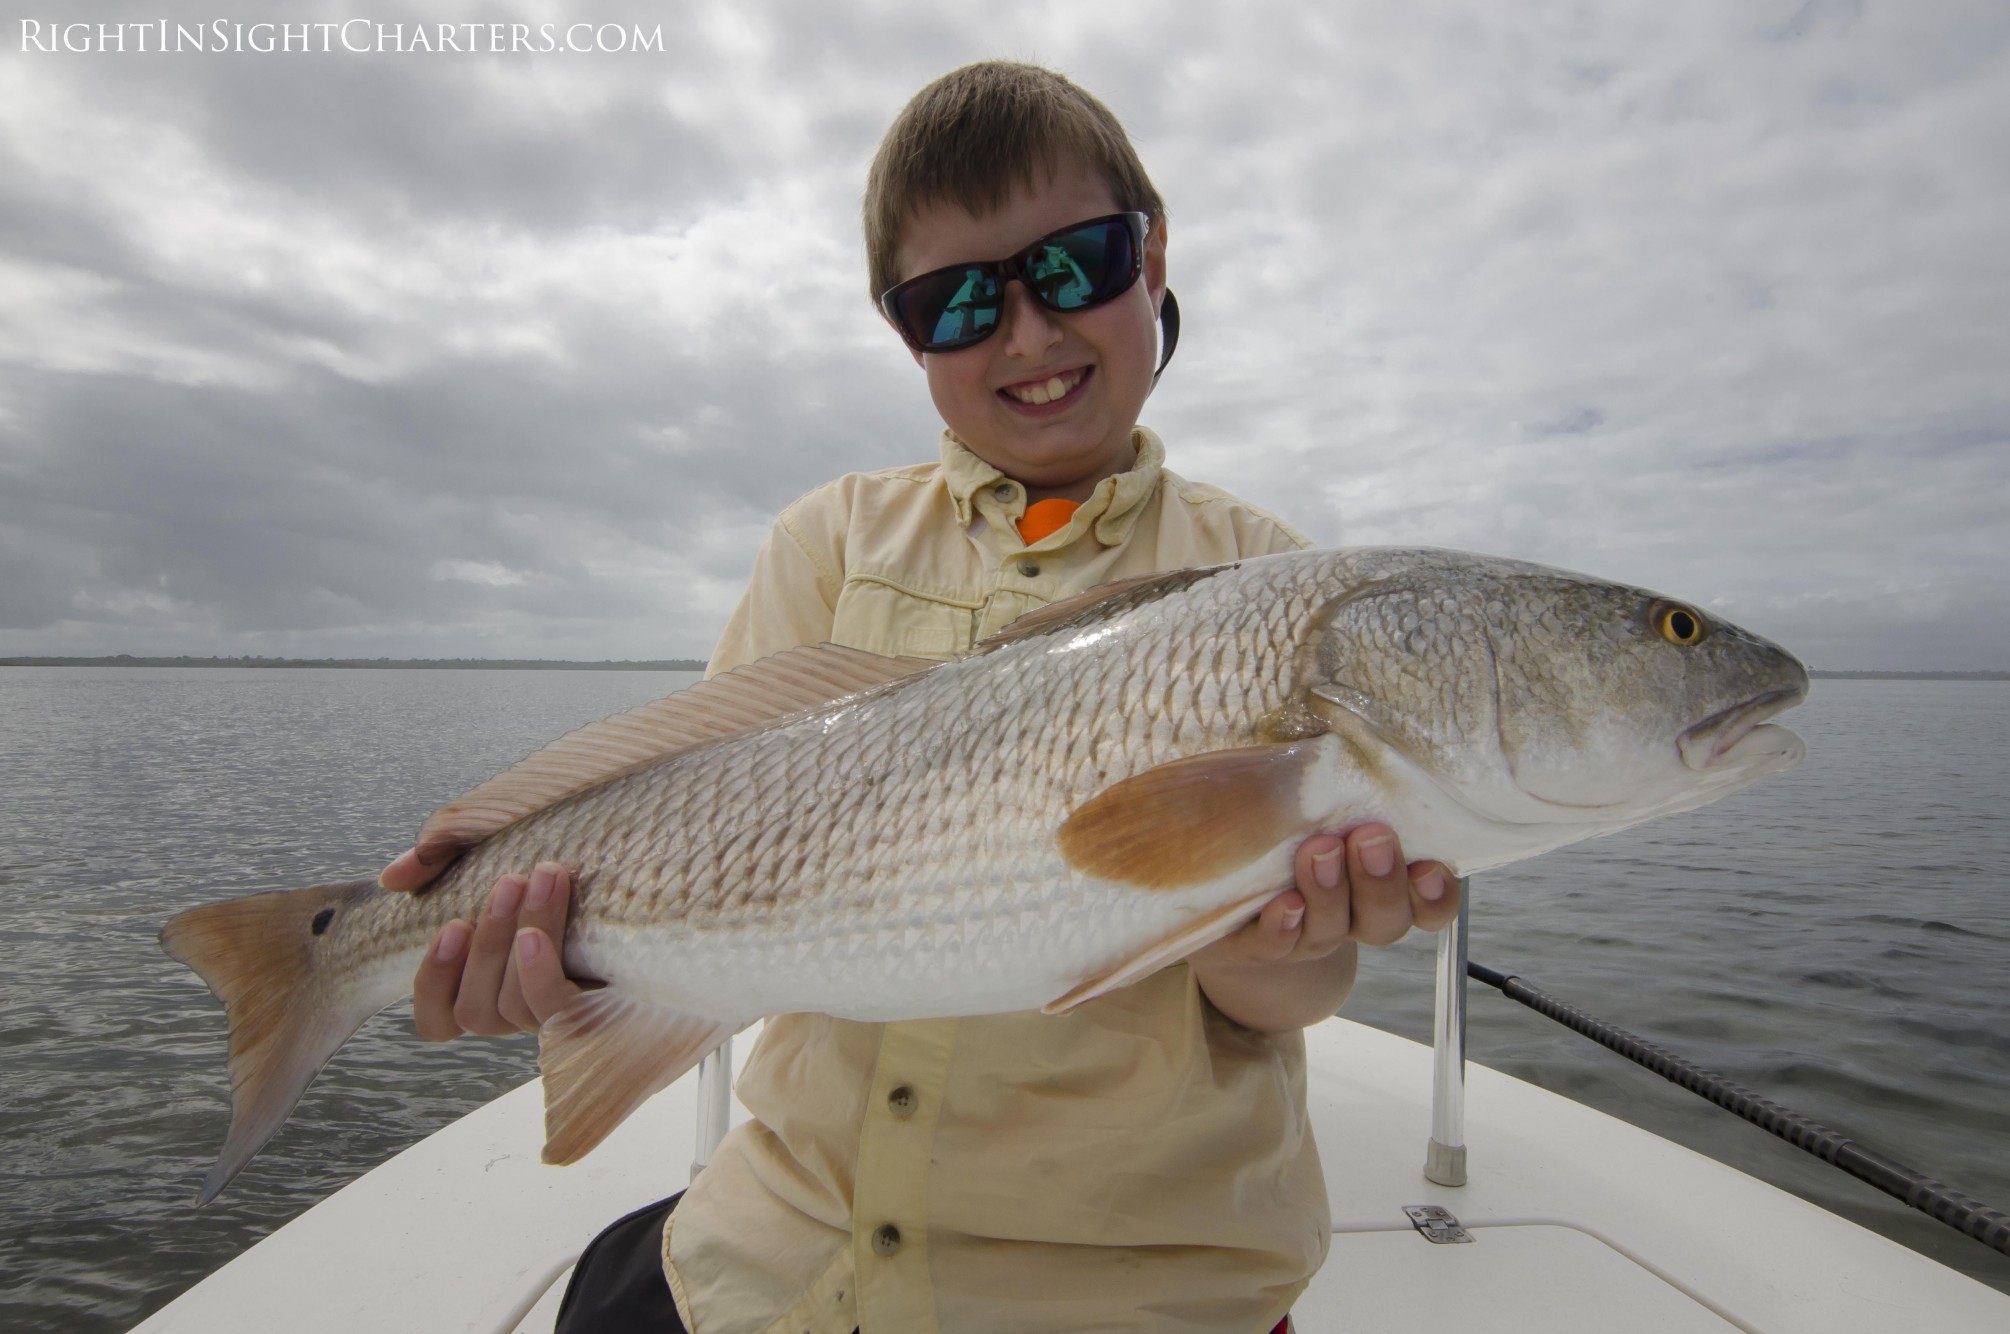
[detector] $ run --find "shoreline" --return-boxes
[0,655,706,671]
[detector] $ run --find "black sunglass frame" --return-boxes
[878,212,1151,354]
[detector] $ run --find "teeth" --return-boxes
[1005,370,1082,405]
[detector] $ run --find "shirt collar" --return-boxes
[940,427,1166,547]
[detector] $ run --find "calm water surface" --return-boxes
[0,668,2004,1330]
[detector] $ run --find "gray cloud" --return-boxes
[1,0,2005,666]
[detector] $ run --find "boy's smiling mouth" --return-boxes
[999,366,1090,409]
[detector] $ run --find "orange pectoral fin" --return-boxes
[1043,888,1282,1015]
[536,992,742,1166]
[1056,741,1322,890]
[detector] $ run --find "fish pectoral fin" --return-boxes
[1043,888,1282,1015]
[411,643,939,872]
[1057,741,1324,890]
[537,992,741,1166]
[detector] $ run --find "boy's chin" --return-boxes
[963,428,1137,493]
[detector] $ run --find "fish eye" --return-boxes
[1651,601,1707,646]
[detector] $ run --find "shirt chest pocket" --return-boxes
[833,575,981,660]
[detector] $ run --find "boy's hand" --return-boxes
[377,845,444,894]
[1187,825,1457,1033]
[391,858,586,1040]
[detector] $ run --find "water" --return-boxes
[0,669,2004,1331]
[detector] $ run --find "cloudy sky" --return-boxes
[2,0,2005,668]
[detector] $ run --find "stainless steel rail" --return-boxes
[691,1039,733,1182]
[1424,879,1470,1186]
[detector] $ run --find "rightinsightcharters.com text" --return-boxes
[19,19,665,54]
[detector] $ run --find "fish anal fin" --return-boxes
[537,992,741,1166]
[158,879,394,1204]
[1043,889,1282,1015]
[977,564,1236,651]
[415,644,938,867]
[1057,741,1323,890]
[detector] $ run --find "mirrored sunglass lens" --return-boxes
[1029,220,1135,309]
[899,267,999,348]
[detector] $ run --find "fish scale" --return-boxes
[162,547,1809,1199]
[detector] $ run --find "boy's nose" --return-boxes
[997,279,1063,361]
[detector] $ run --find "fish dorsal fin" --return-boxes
[976,563,1236,652]
[1057,740,1324,890]
[412,644,937,868]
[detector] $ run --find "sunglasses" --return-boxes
[879,212,1151,353]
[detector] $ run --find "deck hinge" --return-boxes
[1403,1204,1473,1244]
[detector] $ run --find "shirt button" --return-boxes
[872,1223,902,1257]
[1017,558,1040,577]
[887,1085,917,1119]
[993,483,1015,500]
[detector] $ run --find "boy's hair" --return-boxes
[864,61,1165,300]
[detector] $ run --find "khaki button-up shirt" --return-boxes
[668,428,1324,1334]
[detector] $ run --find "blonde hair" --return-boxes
[863,61,1165,300]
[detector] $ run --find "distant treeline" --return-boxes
[0,655,707,671]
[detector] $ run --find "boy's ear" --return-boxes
[1145,215,1169,314]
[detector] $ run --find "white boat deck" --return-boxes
[133,1019,2010,1333]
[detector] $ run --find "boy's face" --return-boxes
[891,159,1167,502]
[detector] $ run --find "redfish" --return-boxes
[162,548,1807,1202]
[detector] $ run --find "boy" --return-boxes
[390,62,1455,1333]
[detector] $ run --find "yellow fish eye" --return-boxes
[1651,600,1707,646]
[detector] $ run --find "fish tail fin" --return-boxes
[160,878,386,1204]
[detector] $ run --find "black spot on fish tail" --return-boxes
[310,908,335,936]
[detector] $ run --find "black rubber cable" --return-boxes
[1466,959,2010,1258]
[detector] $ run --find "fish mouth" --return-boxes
[1677,688,1805,770]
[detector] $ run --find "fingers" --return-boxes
[510,928,584,1026]
[409,864,583,1042]
[443,873,528,1036]
[1298,825,1462,950]
[1285,832,1350,959]
[1220,888,1310,966]
[379,846,445,894]
[1203,832,1342,969]
[1344,826,1421,947]
[412,918,474,1041]
[497,864,582,1029]
[1339,825,1459,947]
[1409,862,1460,934]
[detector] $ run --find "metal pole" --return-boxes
[690,1036,733,1183]
[1424,879,1469,1186]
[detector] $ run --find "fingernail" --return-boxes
[1280,905,1305,932]
[1360,835,1396,879]
[525,864,556,912]
[1418,869,1448,902]
[489,877,524,918]
[377,848,418,890]
[516,929,544,962]
[435,921,470,961]
[1312,848,1342,890]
